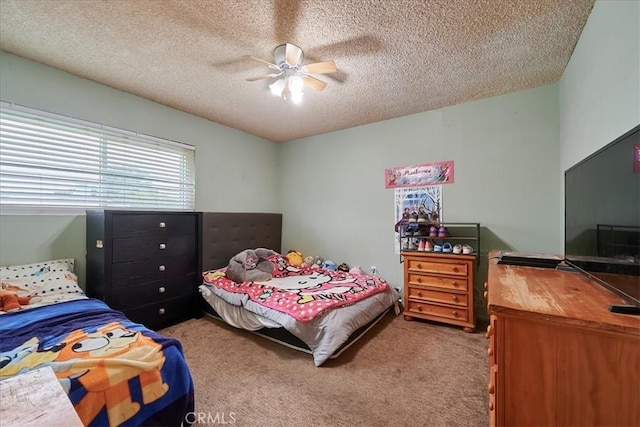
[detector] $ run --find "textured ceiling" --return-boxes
[0,0,594,142]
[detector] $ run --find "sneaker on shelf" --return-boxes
[409,212,419,223]
[418,239,426,251]
[402,240,410,250]
[438,226,450,238]
[429,226,438,237]
[425,240,434,252]
[417,212,428,223]
[462,244,474,254]
[452,244,462,254]
[410,239,419,251]
[442,242,453,253]
[433,243,443,252]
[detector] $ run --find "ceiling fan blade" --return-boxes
[301,60,337,74]
[302,75,327,92]
[246,55,281,71]
[285,43,303,67]
[245,72,283,82]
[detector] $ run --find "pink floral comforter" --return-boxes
[202,255,390,323]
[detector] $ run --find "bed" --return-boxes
[0,258,194,427]
[198,212,401,366]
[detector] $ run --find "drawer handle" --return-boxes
[452,266,459,272]
[489,401,494,411]
[483,290,488,299]
[159,265,166,272]
[158,286,166,293]
[416,263,422,269]
[416,277,422,283]
[417,291,422,297]
[452,295,458,302]
[488,383,495,394]
[486,325,493,338]
[488,346,494,356]
[159,222,166,228]
[452,310,458,317]
[452,281,458,287]
[159,243,166,250]
[159,308,166,315]
[484,282,488,289]
[417,306,423,312]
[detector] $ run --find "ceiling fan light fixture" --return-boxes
[289,75,304,92]
[269,79,285,97]
[290,89,303,104]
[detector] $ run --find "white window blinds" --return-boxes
[0,102,195,213]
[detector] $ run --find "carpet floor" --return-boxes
[159,313,489,427]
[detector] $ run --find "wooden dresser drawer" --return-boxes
[408,286,468,307]
[406,300,469,322]
[112,255,196,287]
[112,213,197,237]
[109,273,196,310]
[408,273,468,291]
[124,294,194,329]
[407,258,468,276]
[112,234,197,262]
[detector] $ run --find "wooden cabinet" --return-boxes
[402,252,476,332]
[86,210,201,330]
[486,251,640,426]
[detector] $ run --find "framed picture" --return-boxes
[385,160,454,188]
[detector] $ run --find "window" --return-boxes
[0,102,195,214]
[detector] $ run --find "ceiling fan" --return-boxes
[246,43,337,103]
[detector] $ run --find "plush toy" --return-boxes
[349,266,364,275]
[302,256,315,268]
[285,250,304,266]
[337,263,350,272]
[0,282,40,312]
[312,256,324,269]
[225,248,277,284]
[321,260,337,271]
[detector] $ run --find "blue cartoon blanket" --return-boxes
[0,299,194,426]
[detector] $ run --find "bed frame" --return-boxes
[199,212,392,359]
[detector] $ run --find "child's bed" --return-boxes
[198,212,401,366]
[0,258,194,426]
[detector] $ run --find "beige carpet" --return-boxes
[160,313,489,427]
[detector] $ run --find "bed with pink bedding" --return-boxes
[198,212,400,366]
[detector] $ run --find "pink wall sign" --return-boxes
[635,143,640,173]
[385,160,454,188]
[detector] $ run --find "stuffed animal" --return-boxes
[312,256,324,269]
[285,250,304,266]
[225,248,277,283]
[337,263,350,272]
[302,256,315,268]
[349,266,364,275]
[321,260,337,271]
[0,282,40,312]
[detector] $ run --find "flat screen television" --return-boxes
[564,124,640,308]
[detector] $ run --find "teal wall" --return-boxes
[1,1,638,321]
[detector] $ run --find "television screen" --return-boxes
[564,124,640,305]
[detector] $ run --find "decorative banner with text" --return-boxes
[385,160,454,188]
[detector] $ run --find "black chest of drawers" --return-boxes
[86,210,202,330]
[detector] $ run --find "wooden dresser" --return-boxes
[86,210,201,330]
[402,252,476,332]
[486,251,640,426]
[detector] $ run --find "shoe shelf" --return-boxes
[399,222,480,266]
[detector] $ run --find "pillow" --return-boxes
[0,259,86,309]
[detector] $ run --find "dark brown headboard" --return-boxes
[201,212,282,272]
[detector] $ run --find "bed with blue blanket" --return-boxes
[0,259,194,426]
